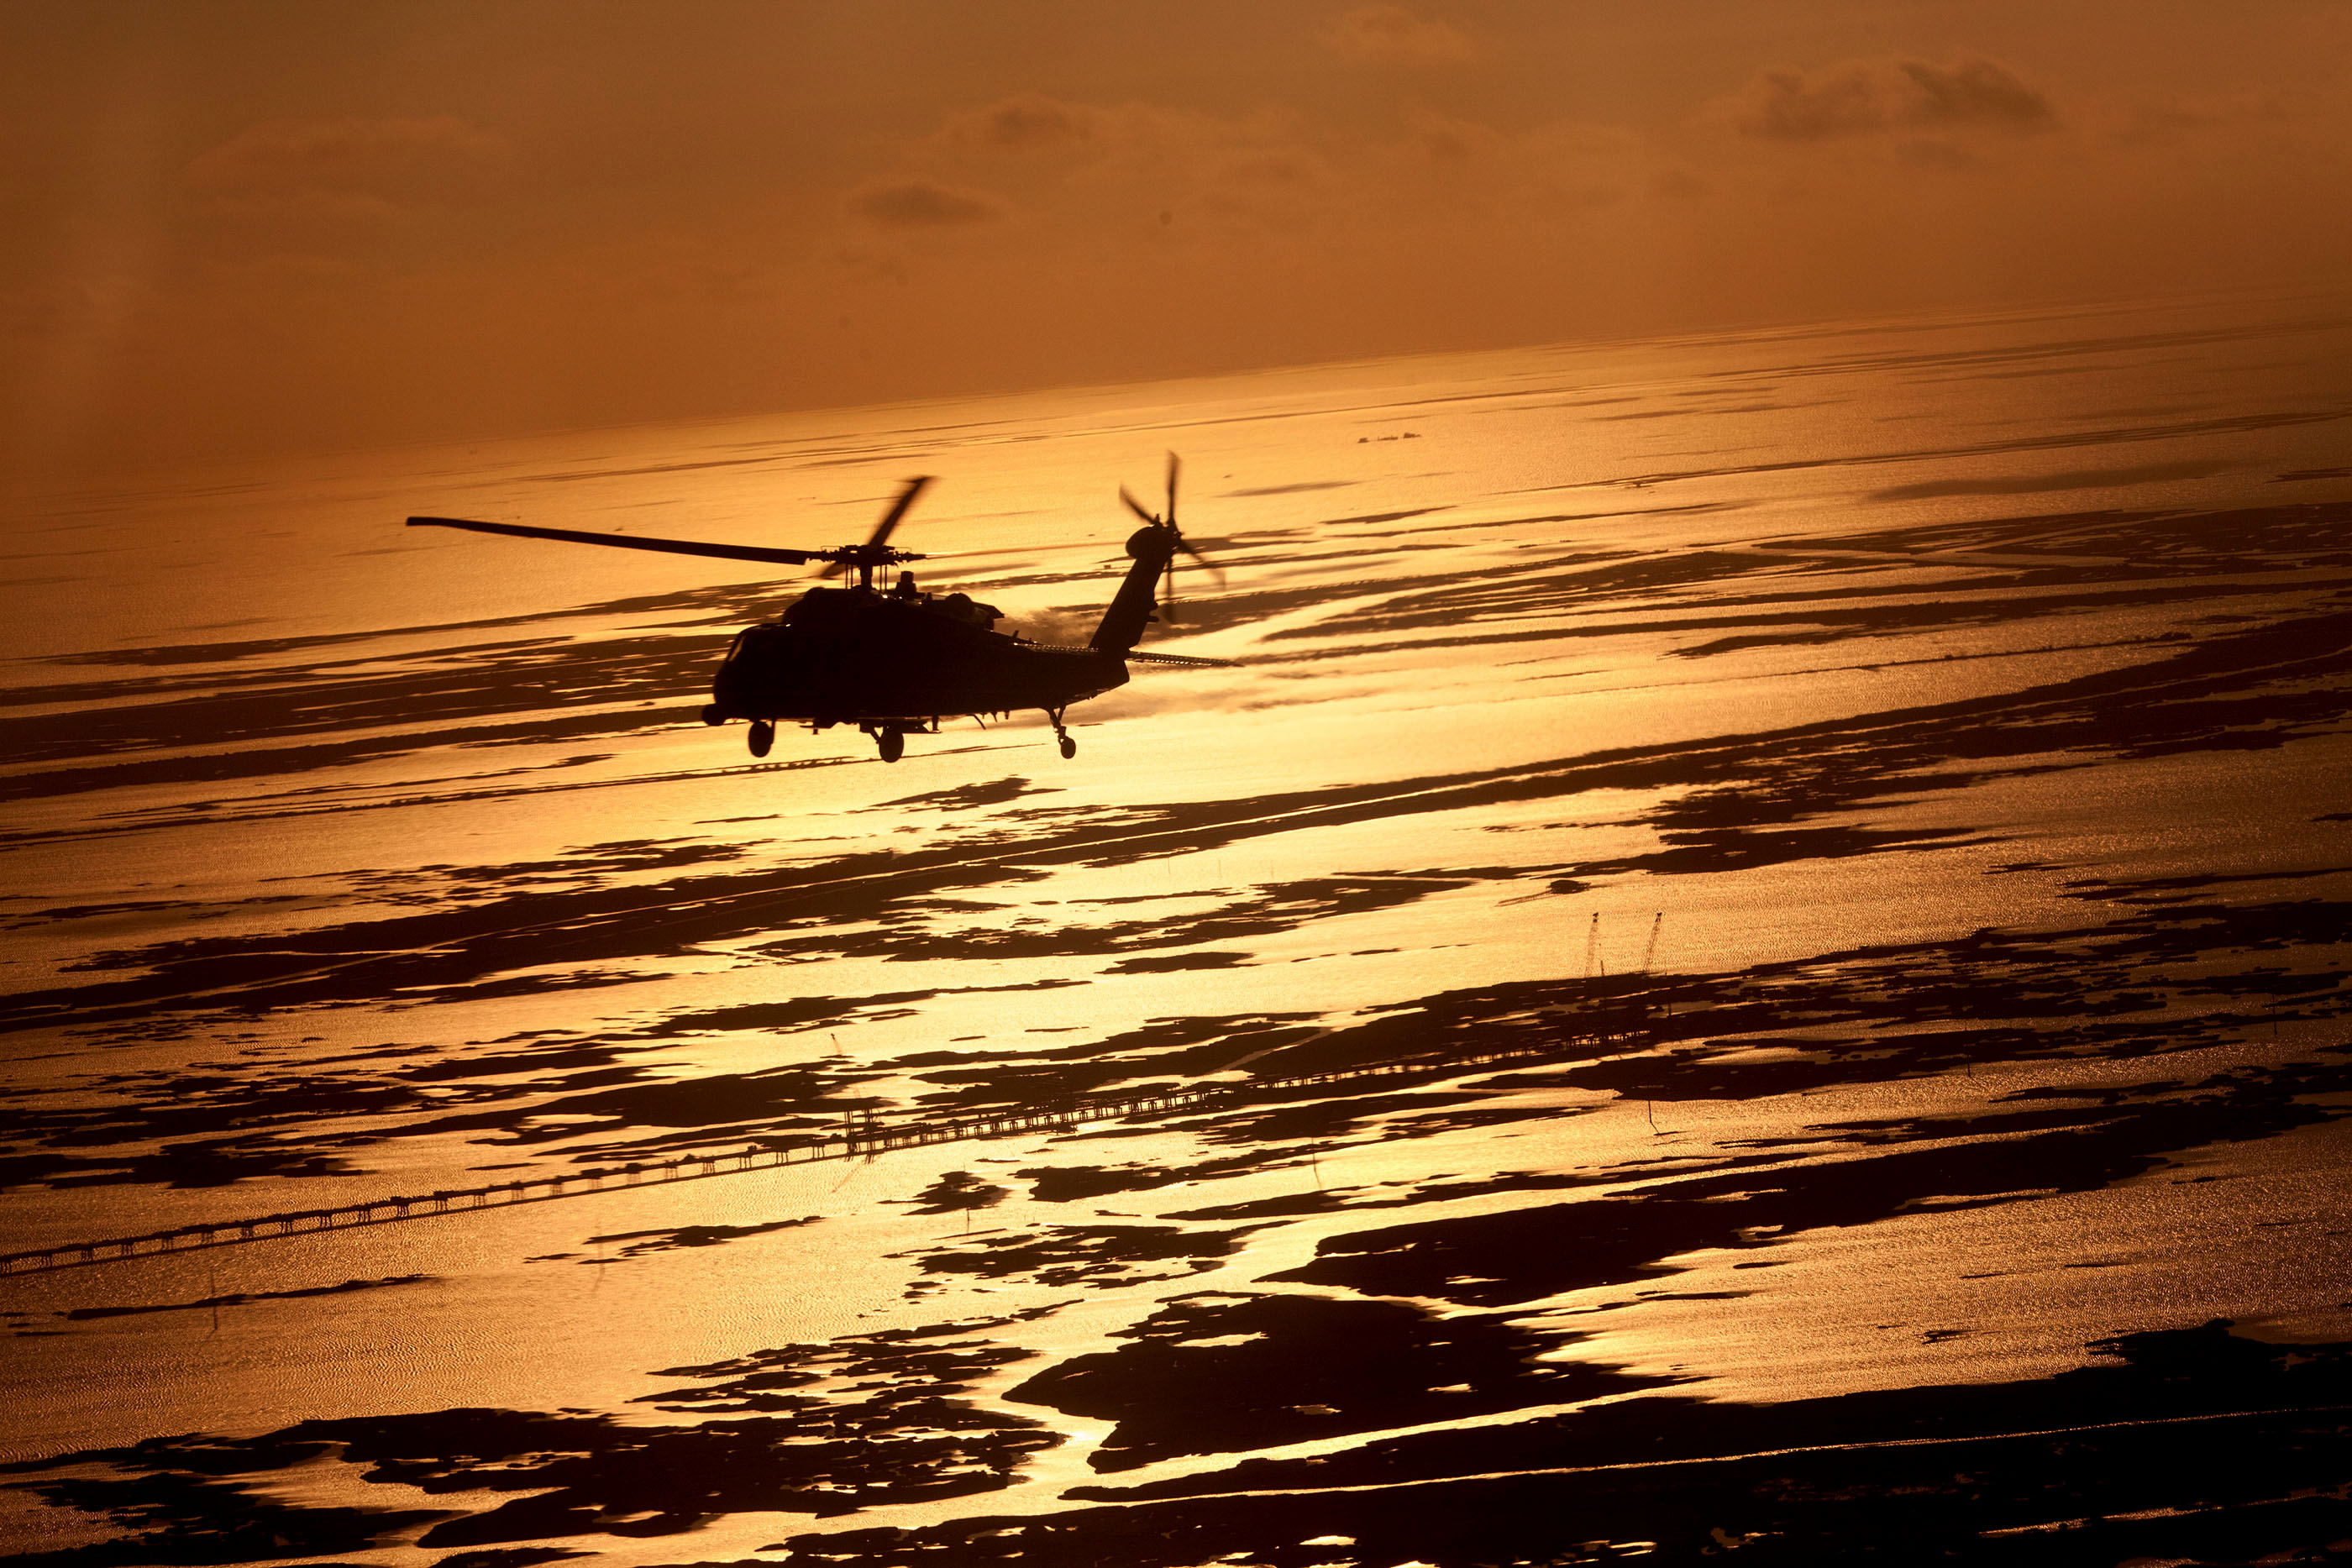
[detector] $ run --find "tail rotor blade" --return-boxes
[1164,451,1180,531]
[1120,485,1159,526]
[1162,555,1179,621]
[1176,538,1228,590]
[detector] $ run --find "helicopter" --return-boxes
[404,454,1231,763]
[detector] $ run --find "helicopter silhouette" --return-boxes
[406,454,1229,763]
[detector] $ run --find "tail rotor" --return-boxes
[1119,451,1223,622]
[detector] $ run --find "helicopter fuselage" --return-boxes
[711,585,1127,729]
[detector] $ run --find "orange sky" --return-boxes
[5,1,2347,477]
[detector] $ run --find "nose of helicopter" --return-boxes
[711,663,749,716]
[711,622,790,717]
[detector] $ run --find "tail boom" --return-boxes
[1089,525,1178,654]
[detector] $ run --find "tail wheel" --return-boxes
[747,721,774,758]
[1058,734,1076,760]
[877,729,905,763]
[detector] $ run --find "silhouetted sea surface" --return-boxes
[4,290,2351,1565]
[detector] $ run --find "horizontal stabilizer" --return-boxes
[1126,649,1240,669]
[1029,642,1237,669]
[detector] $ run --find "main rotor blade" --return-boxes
[1119,486,1158,526]
[406,516,819,567]
[867,475,933,551]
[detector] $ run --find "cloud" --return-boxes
[1894,137,1974,170]
[1,273,150,343]
[1324,5,1476,66]
[952,95,1098,152]
[183,116,512,212]
[925,97,1342,238]
[1725,55,2055,142]
[2113,91,2290,145]
[848,179,1007,228]
[894,95,1693,250]
[1196,147,1336,231]
[1394,109,1690,213]
[173,116,515,263]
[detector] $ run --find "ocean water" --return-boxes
[5,288,2351,1564]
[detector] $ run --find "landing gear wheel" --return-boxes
[1058,734,1076,760]
[747,721,774,758]
[701,704,725,726]
[877,729,904,763]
